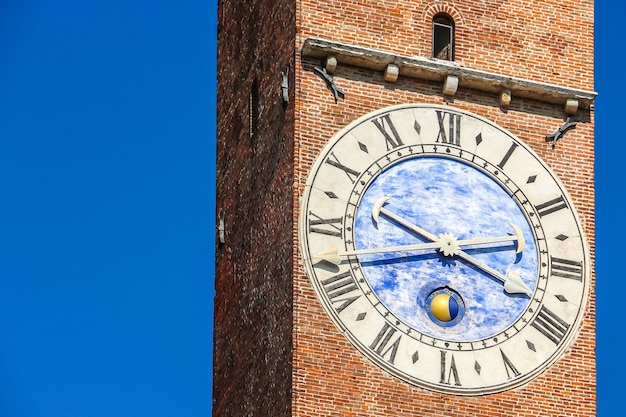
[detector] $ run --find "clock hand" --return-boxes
[372,196,435,237]
[372,196,532,296]
[454,251,531,296]
[314,242,441,265]
[372,197,524,253]
[315,233,521,266]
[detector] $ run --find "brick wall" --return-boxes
[292,1,595,416]
[215,0,595,416]
[298,1,594,91]
[213,0,295,415]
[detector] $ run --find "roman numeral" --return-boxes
[435,110,461,146]
[371,114,405,150]
[550,257,583,281]
[320,270,361,313]
[308,212,342,237]
[535,196,567,217]
[370,322,401,364]
[325,151,361,183]
[500,349,521,379]
[440,351,461,386]
[531,305,570,345]
[497,143,518,169]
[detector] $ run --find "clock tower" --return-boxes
[214,1,596,416]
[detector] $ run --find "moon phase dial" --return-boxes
[426,287,465,327]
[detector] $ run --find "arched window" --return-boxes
[432,14,454,60]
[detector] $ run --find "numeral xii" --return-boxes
[435,110,461,146]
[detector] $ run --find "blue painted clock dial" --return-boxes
[353,156,538,342]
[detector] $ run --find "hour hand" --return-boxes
[372,197,525,254]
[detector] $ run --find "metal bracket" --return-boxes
[218,210,225,244]
[313,66,345,103]
[545,117,577,148]
[281,70,289,104]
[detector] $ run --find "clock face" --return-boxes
[299,104,589,395]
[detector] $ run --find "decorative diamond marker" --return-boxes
[325,191,338,199]
[475,133,483,145]
[527,340,536,352]
[412,351,419,363]
[358,142,368,153]
[474,361,481,375]
[527,175,537,184]
[356,312,366,321]
[414,121,421,135]
[556,294,568,302]
[556,234,568,241]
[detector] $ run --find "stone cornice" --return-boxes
[301,37,596,111]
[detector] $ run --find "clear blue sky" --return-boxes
[0,1,616,416]
[1,1,215,416]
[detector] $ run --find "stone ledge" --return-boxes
[301,37,596,110]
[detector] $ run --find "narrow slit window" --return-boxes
[249,79,259,139]
[433,14,454,61]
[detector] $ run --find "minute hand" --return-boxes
[315,234,521,265]
[373,197,532,296]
